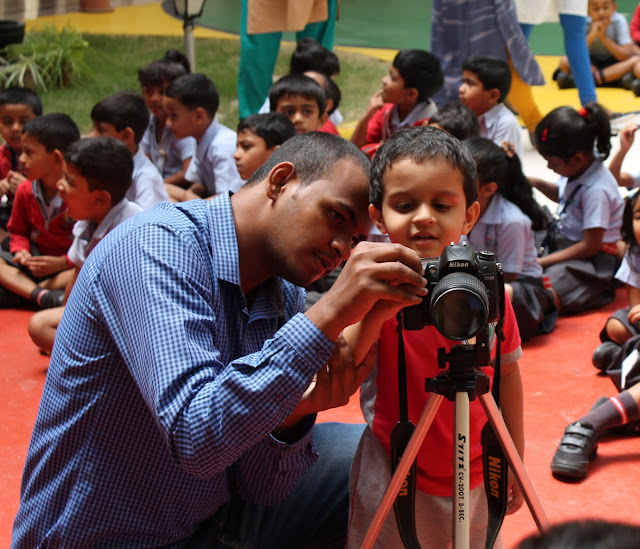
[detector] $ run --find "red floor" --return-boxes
[1,292,639,547]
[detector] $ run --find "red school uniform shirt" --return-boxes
[0,142,16,181]
[364,291,522,497]
[8,179,74,257]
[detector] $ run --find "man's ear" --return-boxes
[369,203,388,234]
[265,161,296,200]
[462,200,481,235]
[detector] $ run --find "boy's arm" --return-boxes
[608,123,637,188]
[163,157,192,188]
[499,360,525,514]
[25,255,73,278]
[350,91,384,148]
[593,17,633,60]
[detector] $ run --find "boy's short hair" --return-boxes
[0,86,43,116]
[65,136,134,206]
[462,56,512,103]
[429,102,480,141]
[165,73,219,118]
[268,74,327,115]
[290,37,340,77]
[22,113,80,153]
[246,132,370,187]
[138,60,188,87]
[370,126,477,210]
[91,91,150,145]
[393,49,444,103]
[237,113,296,149]
[325,78,341,115]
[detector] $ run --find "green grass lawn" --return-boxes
[32,33,388,135]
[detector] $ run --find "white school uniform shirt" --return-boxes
[67,198,143,268]
[184,119,244,196]
[514,0,587,24]
[127,148,169,210]
[616,250,640,290]
[478,103,523,160]
[556,160,623,244]
[140,116,197,178]
[463,192,542,278]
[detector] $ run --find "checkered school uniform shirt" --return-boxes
[12,193,333,548]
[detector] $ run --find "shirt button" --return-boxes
[317,350,329,361]
[275,394,283,401]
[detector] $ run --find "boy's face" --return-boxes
[275,95,323,134]
[459,70,494,117]
[57,161,103,221]
[233,129,274,181]
[589,0,615,22]
[381,65,411,104]
[141,81,169,119]
[0,104,37,153]
[91,120,125,142]
[370,158,478,258]
[163,96,201,140]
[18,133,56,182]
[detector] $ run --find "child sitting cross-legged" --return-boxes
[28,136,143,353]
[343,126,525,549]
[350,49,443,155]
[459,55,523,159]
[0,113,80,309]
[91,91,169,210]
[163,73,243,200]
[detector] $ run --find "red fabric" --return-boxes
[631,4,640,44]
[371,291,521,496]
[8,179,74,256]
[319,119,340,135]
[0,144,12,181]
[365,103,430,147]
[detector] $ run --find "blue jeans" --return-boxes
[521,14,597,106]
[190,422,365,549]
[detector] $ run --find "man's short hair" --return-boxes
[246,132,370,187]
[65,136,134,205]
[370,126,477,209]
[165,73,219,118]
[393,49,444,103]
[0,86,43,116]
[429,102,480,141]
[23,113,80,153]
[138,60,188,87]
[268,74,327,116]
[462,56,512,103]
[91,91,150,145]
[237,113,296,150]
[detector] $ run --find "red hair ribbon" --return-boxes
[541,127,548,142]
[578,107,588,118]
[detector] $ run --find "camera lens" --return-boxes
[430,272,489,340]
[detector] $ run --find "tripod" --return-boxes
[359,333,550,549]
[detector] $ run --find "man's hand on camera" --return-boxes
[306,242,428,341]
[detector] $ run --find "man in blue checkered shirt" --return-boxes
[12,132,428,548]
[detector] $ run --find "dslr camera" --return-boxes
[402,243,503,340]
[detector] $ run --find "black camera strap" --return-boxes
[482,276,507,549]
[390,313,422,549]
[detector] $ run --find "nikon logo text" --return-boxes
[450,261,469,268]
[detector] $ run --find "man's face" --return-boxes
[18,133,55,182]
[370,158,477,259]
[233,129,273,181]
[268,157,372,287]
[275,95,323,134]
[0,104,37,153]
[163,96,201,140]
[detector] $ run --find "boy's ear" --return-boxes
[487,87,501,104]
[92,189,112,208]
[461,200,481,235]
[52,149,65,166]
[405,87,419,103]
[265,161,296,200]
[369,203,388,234]
[324,98,334,115]
[195,106,209,124]
[123,127,136,145]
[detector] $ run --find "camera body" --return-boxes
[402,243,503,340]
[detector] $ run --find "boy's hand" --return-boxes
[620,123,638,153]
[5,170,26,194]
[366,90,385,116]
[0,177,9,196]
[592,19,609,37]
[13,250,31,265]
[628,304,640,326]
[506,470,525,515]
[26,255,68,277]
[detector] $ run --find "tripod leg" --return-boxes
[359,393,445,549]
[454,392,470,549]
[478,393,550,533]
